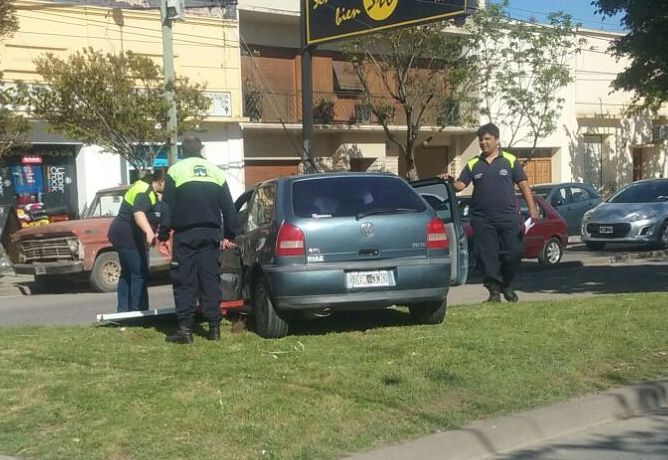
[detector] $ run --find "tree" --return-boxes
[465,2,584,156]
[344,24,478,180]
[593,0,668,111]
[0,0,29,159]
[30,48,211,171]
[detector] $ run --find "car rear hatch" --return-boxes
[286,175,443,264]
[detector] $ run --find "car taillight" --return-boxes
[276,223,305,256]
[427,217,449,249]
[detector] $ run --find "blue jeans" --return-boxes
[116,246,149,312]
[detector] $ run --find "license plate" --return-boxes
[34,265,46,275]
[599,225,614,234]
[346,270,393,288]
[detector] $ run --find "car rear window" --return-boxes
[292,176,427,218]
[532,187,551,198]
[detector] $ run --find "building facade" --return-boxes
[237,0,480,185]
[0,0,245,217]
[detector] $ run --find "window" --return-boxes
[247,185,276,231]
[84,192,124,218]
[292,176,426,219]
[551,188,569,207]
[570,186,589,203]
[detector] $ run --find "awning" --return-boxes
[333,61,364,92]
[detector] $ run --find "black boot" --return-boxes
[501,285,519,303]
[207,322,221,341]
[166,324,193,344]
[484,283,501,303]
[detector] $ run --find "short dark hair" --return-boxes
[181,136,203,158]
[477,123,500,139]
[141,167,167,183]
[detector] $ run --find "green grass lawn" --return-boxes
[1,293,667,460]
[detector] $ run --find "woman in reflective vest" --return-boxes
[107,168,166,312]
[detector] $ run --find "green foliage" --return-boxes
[0,0,29,158]
[343,24,478,180]
[29,48,211,170]
[313,97,335,123]
[465,2,584,155]
[593,0,668,111]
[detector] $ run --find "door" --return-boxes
[521,202,547,257]
[632,149,643,181]
[219,189,254,304]
[521,158,552,185]
[568,185,597,235]
[410,179,469,286]
[549,187,576,233]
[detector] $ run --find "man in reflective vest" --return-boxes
[442,123,538,303]
[108,169,166,312]
[159,136,239,344]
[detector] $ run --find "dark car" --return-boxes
[531,182,602,235]
[456,195,568,266]
[219,173,469,338]
[581,178,668,250]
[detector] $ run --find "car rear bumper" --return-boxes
[12,261,84,276]
[263,257,451,311]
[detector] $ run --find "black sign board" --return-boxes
[305,0,469,45]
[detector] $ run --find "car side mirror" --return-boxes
[553,199,564,207]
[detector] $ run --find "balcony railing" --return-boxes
[242,90,464,127]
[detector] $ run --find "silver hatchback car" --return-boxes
[220,173,469,338]
[581,178,668,250]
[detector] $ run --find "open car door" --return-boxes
[218,189,253,311]
[0,205,21,265]
[410,178,469,286]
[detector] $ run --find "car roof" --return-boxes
[532,182,595,188]
[97,185,129,193]
[251,171,397,188]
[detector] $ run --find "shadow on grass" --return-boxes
[288,308,415,336]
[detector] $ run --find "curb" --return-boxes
[610,249,668,264]
[344,378,668,460]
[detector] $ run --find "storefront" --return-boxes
[0,145,79,225]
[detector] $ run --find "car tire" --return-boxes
[90,252,121,293]
[538,237,563,266]
[653,221,668,250]
[253,276,289,338]
[408,300,447,325]
[585,241,606,251]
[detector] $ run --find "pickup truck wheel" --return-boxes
[90,252,121,293]
[538,238,563,266]
[252,277,289,338]
[408,300,446,325]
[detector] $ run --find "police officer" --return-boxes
[443,123,538,303]
[159,136,239,344]
[108,168,166,312]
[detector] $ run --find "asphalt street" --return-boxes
[0,244,666,327]
[491,409,668,460]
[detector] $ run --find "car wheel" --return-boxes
[408,300,447,325]
[90,252,121,293]
[654,221,668,250]
[538,238,563,266]
[253,276,289,338]
[585,241,606,251]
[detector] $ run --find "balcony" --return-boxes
[242,90,463,127]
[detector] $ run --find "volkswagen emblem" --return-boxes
[360,222,375,239]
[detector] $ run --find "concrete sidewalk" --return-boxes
[345,378,668,460]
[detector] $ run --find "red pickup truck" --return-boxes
[2,186,170,292]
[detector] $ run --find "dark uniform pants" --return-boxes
[471,216,525,288]
[170,228,222,327]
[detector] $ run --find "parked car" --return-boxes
[455,195,568,266]
[581,178,668,250]
[218,173,469,338]
[531,182,602,235]
[1,186,170,292]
